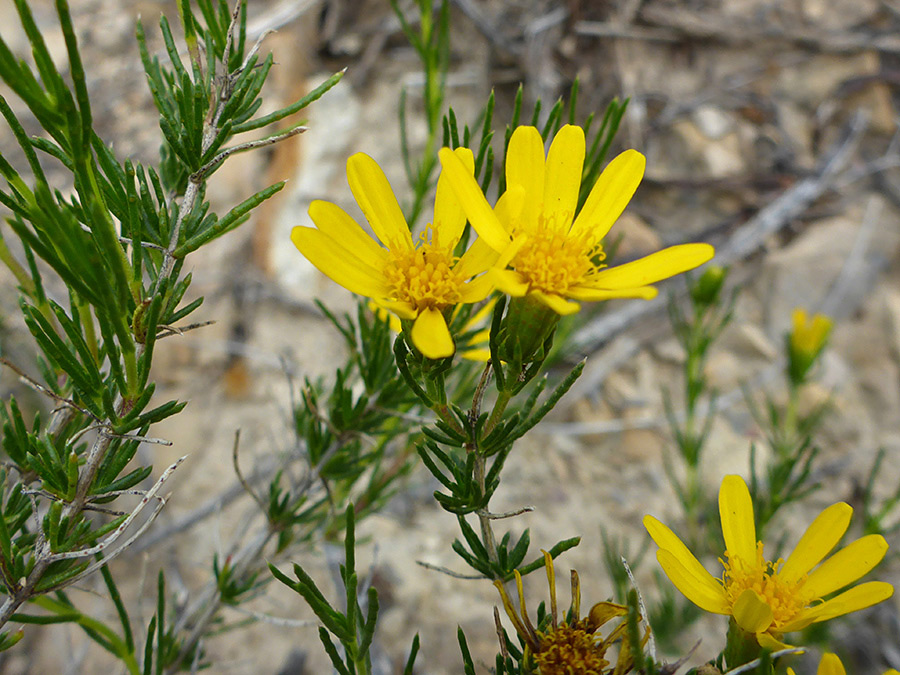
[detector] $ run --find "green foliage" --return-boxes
[0,0,340,650]
[270,505,379,675]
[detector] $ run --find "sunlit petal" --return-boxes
[506,125,545,229]
[733,589,773,633]
[434,147,475,247]
[459,275,494,303]
[489,268,529,296]
[656,550,729,615]
[378,299,417,320]
[411,308,454,359]
[803,535,889,598]
[566,285,658,301]
[494,184,525,231]
[779,502,852,583]
[817,654,846,675]
[570,149,645,240]
[806,581,894,624]
[644,515,721,592]
[291,227,388,297]
[758,633,794,652]
[456,237,501,278]
[543,125,584,231]
[439,147,511,252]
[531,290,580,315]
[308,200,388,264]
[719,475,757,566]
[346,153,412,250]
[589,244,715,289]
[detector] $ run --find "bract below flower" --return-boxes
[292,148,498,359]
[439,124,715,315]
[644,475,893,649]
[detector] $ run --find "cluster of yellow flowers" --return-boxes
[292,124,713,359]
[292,125,895,670]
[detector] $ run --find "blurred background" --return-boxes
[1,0,899,672]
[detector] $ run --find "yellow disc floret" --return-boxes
[382,226,463,311]
[513,213,606,295]
[721,542,815,629]
[534,620,610,675]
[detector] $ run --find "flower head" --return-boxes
[644,475,893,649]
[788,653,900,675]
[292,149,498,359]
[439,124,715,315]
[788,308,833,384]
[494,551,644,674]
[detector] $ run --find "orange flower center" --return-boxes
[535,620,609,675]
[512,214,605,295]
[383,227,462,311]
[721,542,814,628]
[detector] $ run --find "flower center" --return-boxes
[535,621,609,675]
[721,542,814,628]
[383,226,462,311]
[512,213,605,295]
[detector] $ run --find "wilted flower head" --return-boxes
[644,475,893,649]
[494,551,644,674]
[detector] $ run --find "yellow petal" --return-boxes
[803,535,889,598]
[566,285,658,301]
[434,147,475,248]
[506,126,545,230]
[291,226,388,297]
[489,268,529,296]
[779,502,852,583]
[411,307,454,359]
[378,299,417,320]
[758,633,796,651]
[438,147,510,252]
[346,152,412,250]
[644,515,722,598]
[719,475,757,566]
[656,549,729,614]
[456,237,500,279]
[460,347,491,362]
[494,184,525,231]
[570,149,645,240]
[791,581,894,628]
[530,290,580,315]
[458,275,494,303]
[818,654,846,675]
[589,244,715,289]
[308,200,388,264]
[543,125,584,231]
[733,588,773,633]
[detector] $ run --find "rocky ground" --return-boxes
[2,0,900,673]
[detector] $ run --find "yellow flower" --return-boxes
[438,124,715,315]
[292,148,498,359]
[494,551,643,674]
[788,653,899,675]
[788,307,833,383]
[644,475,893,649]
[369,298,494,361]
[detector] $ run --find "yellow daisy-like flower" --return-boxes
[644,475,893,649]
[788,652,900,675]
[438,124,715,315]
[292,148,498,359]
